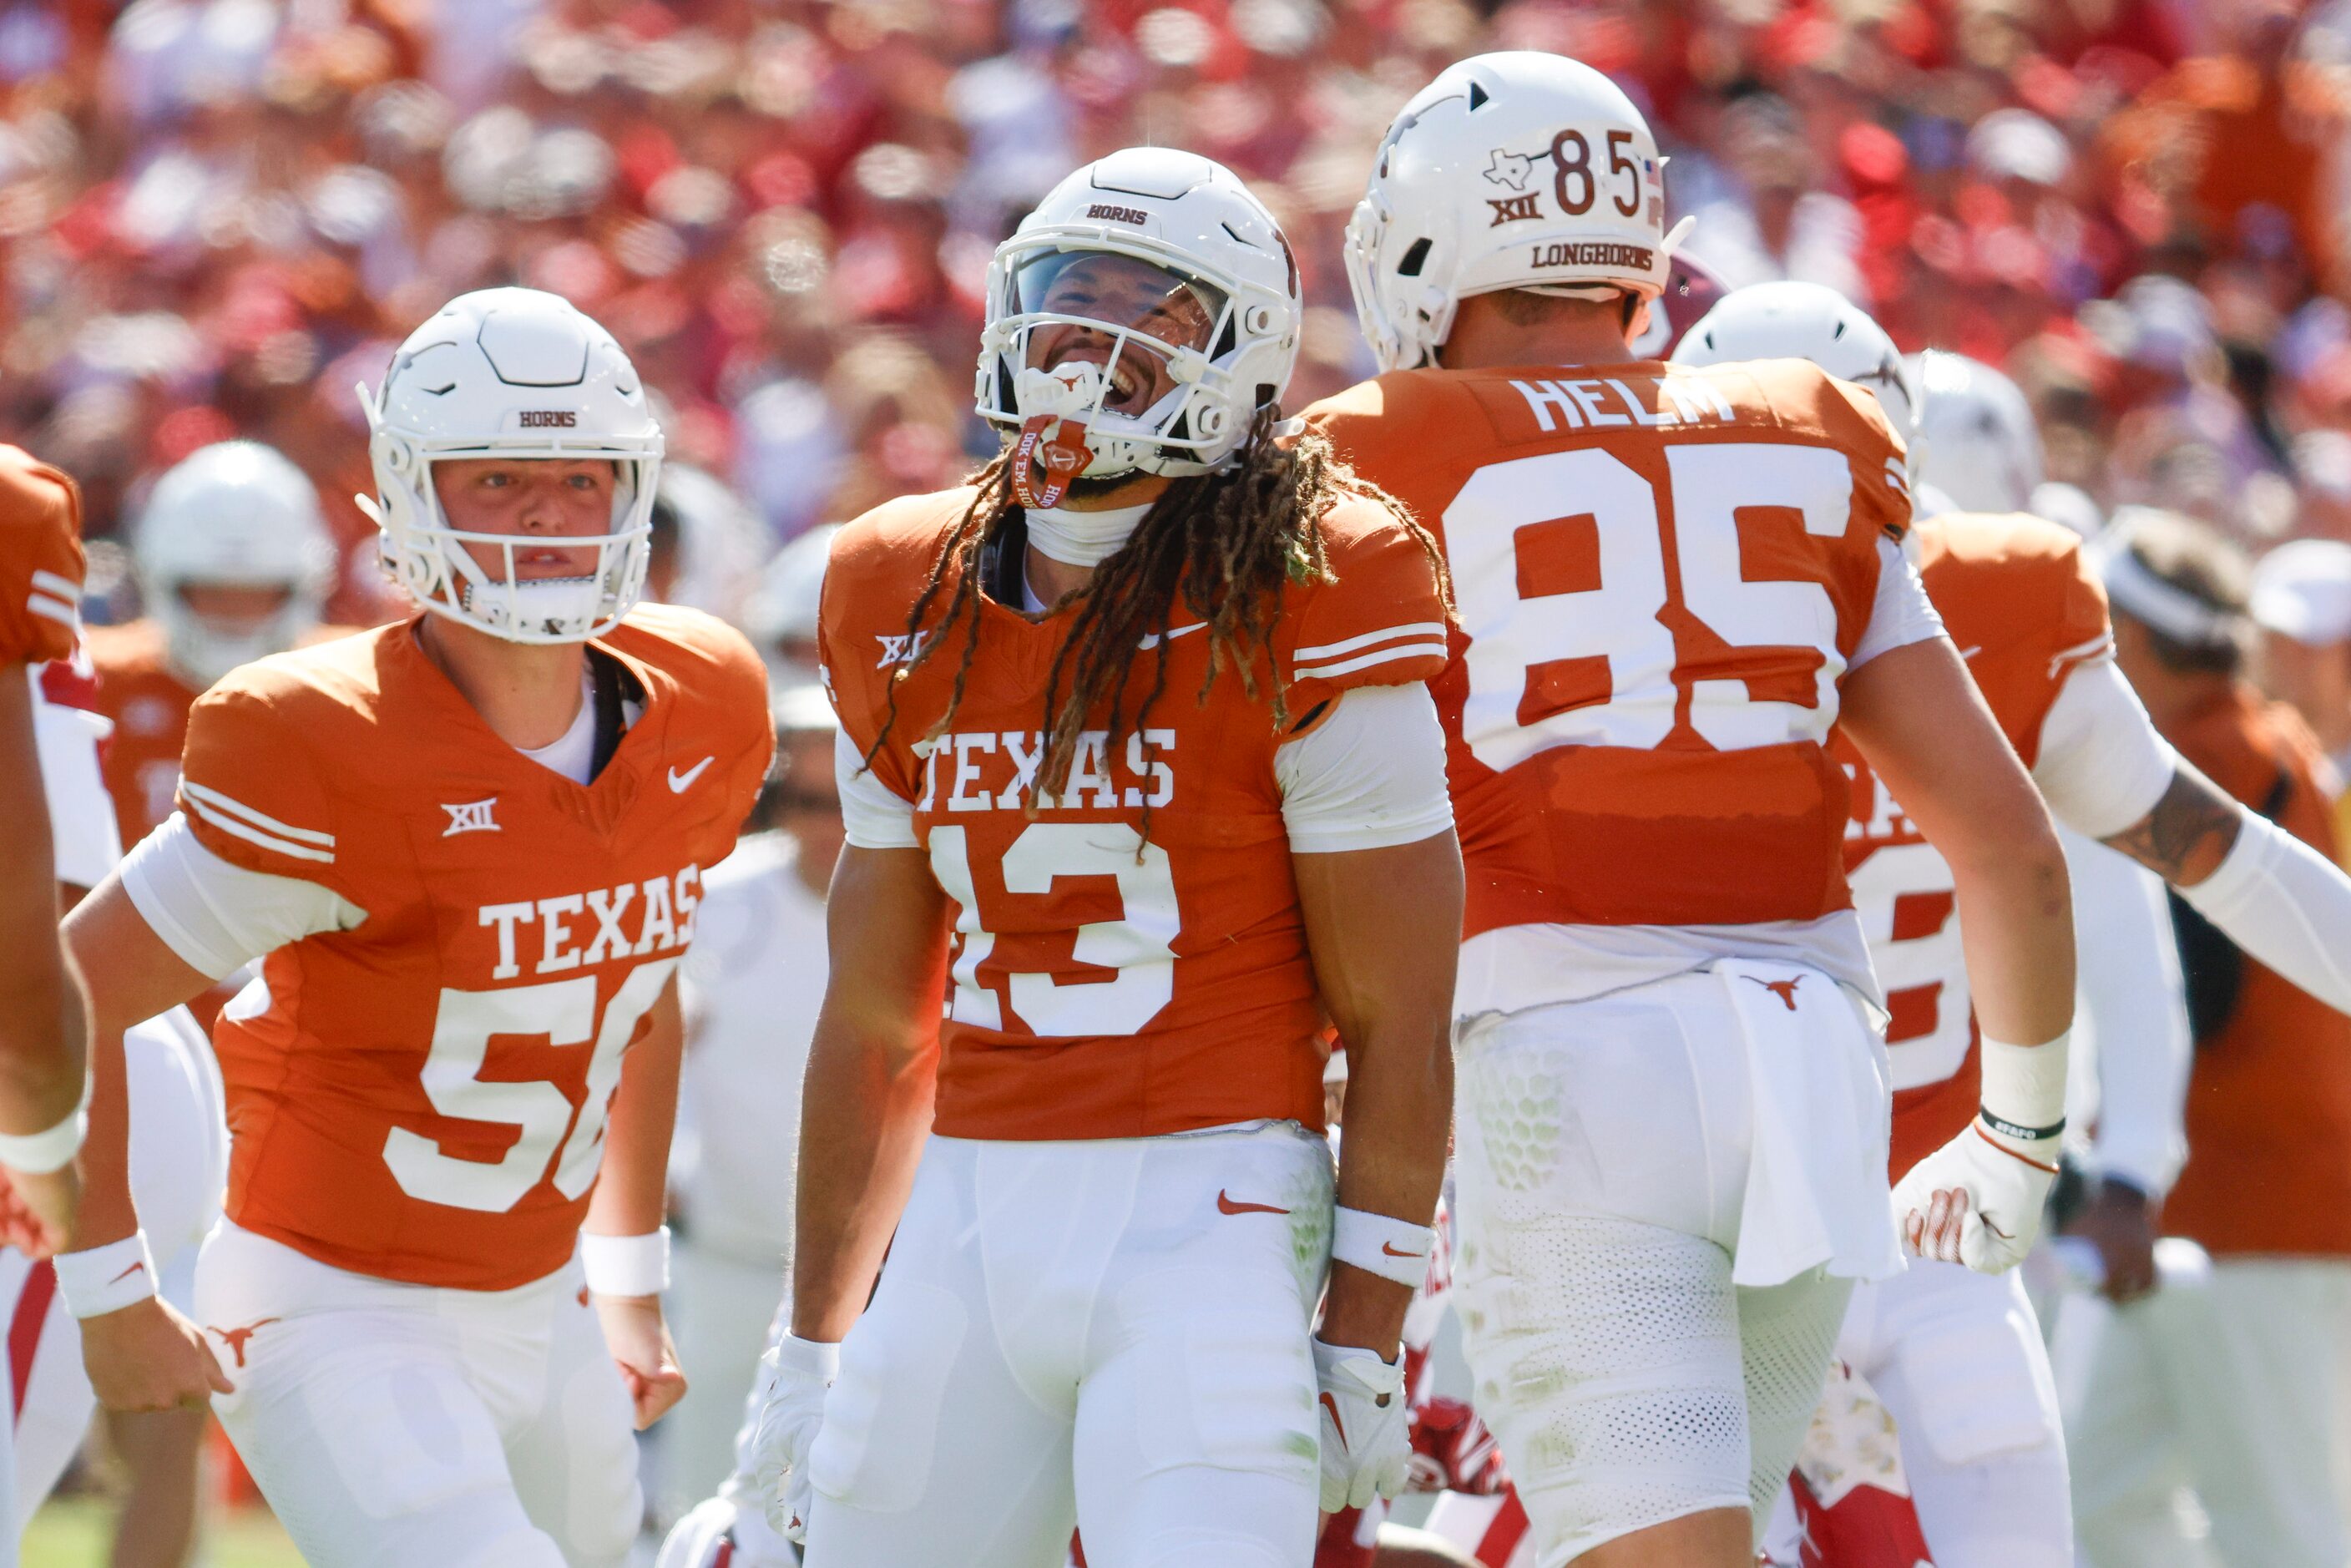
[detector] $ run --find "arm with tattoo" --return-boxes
[2101,766,2244,887]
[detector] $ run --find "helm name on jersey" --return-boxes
[478,865,701,981]
[913,728,1176,816]
[1509,372,1737,434]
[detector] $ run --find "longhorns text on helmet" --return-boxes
[358,286,664,645]
[975,147,1302,508]
[1345,52,1696,374]
[137,440,336,688]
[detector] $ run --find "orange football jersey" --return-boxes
[1303,360,1910,936]
[177,606,771,1289]
[820,486,1449,1142]
[2158,688,2351,1256]
[0,445,84,666]
[1843,513,2113,1180]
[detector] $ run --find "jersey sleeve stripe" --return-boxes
[181,781,336,848]
[185,792,336,865]
[2046,630,2115,678]
[1292,621,1451,663]
[29,572,78,603]
[1292,639,1452,680]
[26,593,75,627]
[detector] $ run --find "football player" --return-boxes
[53,287,773,1568]
[0,445,96,1252]
[1310,54,2077,1567]
[88,441,339,853]
[8,645,225,1567]
[750,149,1464,1567]
[1685,297,2351,1565]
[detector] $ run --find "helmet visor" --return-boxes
[1012,250,1230,419]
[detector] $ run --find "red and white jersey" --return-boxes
[1843,512,2114,1179]
[1303,360,1917,1009]
[819,487,1449,1142]
[156,609,770,1289]
[0,445,82,668]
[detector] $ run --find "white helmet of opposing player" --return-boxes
[976,148,1301,508]
[1345,51,1692,372]
[1670,281,1916,446]
[135,441,336,688]
[1909,350,2045,517]
[359,287,662,644]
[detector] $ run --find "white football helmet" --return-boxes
[1670,281,1915,447]
[976,148,1301,507]
[744,521,840,690]
[358,287,662,643]
[135,441,336,689]
[1346,51,1693,372]
[1909,350,2045,517]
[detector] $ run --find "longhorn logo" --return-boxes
[209,1318,282,1369]
[1746,974,1804,1012]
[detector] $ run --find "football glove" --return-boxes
[1890,1123,2058,1273]
[748,1335,837,1543]
[656,1493,800,1568]
[1312,1338,1410,1513]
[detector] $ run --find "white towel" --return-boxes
[1716,959,1904,1288]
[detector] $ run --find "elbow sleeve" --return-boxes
[2177,812,2351,1017]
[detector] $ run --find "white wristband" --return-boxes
[0,1075,90,1176]
[581,1227,670,1297]
[1978,1030,2071,1156]
[54,1232,158,1319]
[1331,1205,1434,1288]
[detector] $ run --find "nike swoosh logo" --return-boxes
[1137,623,1208,650]
[1957,645,1982,660]
[1216,1190,1290,1216]
[1320,1390,1348,1449]
[109,1261,146,1285]
[668,756,715,793]
[1381,1242,1423,1259]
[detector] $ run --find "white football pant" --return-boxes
[1760,1258,2070,1566]
[2066,1257,2351,1568]
[1451,967,1896,1566]
[0,1010,225,1562]
[801,1124,1332,1568]
[195,1221,642,1568]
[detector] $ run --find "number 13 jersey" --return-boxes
[1304,359,1929,1011]
[819,487,1450,1142]
[125,608,772,1290]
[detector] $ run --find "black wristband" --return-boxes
[1980,1108,2065,1143]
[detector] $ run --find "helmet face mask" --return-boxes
[361,287,663,645]
[136,440,335,689]
[976,149,1300,505]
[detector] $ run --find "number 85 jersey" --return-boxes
[122,609,771,1290]
[1304,359,1925,1001]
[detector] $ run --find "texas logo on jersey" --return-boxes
[1839,511,2112,1179]
[176,604,771,1289]
[0,444,84,668]
[1302,358,1910,937]
[819,488,1449,1142]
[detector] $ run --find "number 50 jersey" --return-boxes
[159,608,771,1290]
[1304,359,1916,1001]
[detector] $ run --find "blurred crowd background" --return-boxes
[6,0,2351,634]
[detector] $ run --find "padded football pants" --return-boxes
[801,1125,1332,1568]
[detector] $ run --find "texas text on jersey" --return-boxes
[819,488,1449,1141]
[161,604,769,1289]
[1844,512,2112,1177]
[1303,356,1913,940]
[0,444,84,667]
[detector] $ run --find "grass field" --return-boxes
[21,1497,304,1567]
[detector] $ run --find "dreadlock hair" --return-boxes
[862,405,1449,831]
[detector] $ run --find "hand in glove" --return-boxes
[1891,1123,2059,1273]
[748,1335,837,1542]
[1312,1339,1411,1513]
